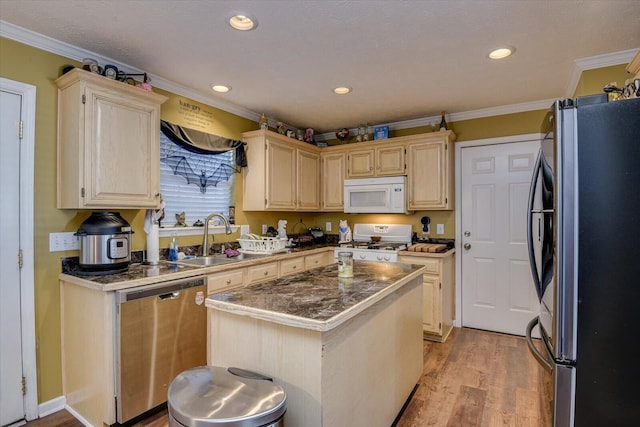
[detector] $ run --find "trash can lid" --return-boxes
[168,366,286,427]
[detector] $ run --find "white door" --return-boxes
[0,79,37,425]
[0,89,25,425]
[460,141,540,336]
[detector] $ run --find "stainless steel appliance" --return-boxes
[115,276,207,423]
[333,224,412,262]
[75,211,133,273]
[526,95,640,426]
[343,176,407,213]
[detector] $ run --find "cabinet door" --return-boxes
[376,145,405,176]
[297,149,320,210]
[266,140,296,209]
[347,148,375,177]
[408,141,447,209]
[304,252,333,270]
[280,257,305,276]
[247,262,279,284]
[84,85,160,207]
[422,274,441,334]
[321,152,345,210]
[207,270,245,294]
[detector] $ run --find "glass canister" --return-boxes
[338,251,354,278]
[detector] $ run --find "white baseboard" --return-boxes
[64,405,93,427]
[38,396,66,417]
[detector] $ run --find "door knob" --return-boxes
[464,243,471,250]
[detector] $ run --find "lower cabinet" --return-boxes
[399,250,455,342]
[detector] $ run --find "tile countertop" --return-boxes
[206,261,425,332]
[59,245,336,292]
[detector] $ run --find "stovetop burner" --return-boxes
[339,241,408,251]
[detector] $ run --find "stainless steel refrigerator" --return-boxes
[526,94,640,426]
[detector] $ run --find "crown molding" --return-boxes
[565,48,639,98]
[0,20,260,123]
[3,20,636,141]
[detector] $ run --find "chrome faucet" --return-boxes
[202,213,232,256]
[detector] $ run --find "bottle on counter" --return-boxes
[169,232,179,261]
[439,111,448,131]
[338,252,354,278]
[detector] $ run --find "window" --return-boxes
[159,132,235,226]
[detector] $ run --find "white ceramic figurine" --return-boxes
[277,220,288,239]
[338,219,352,243]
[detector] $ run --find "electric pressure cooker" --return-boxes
[75,212,133,273]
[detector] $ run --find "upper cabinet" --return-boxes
[242,130,320,211]
[56,69,167,209]
[320,151,346,211]
[406,131,455,210]
[347,144,405,178]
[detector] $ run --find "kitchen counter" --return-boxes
[206,261,425,427]
[399,247,456,259]
[207,261,424,331]
[59,245,335,291]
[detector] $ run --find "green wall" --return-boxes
[0,35,629,405]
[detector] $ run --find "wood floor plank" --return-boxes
[27,327,552,427]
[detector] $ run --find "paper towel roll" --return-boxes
[146,223,160,265]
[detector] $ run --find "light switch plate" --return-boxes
[240,225,250,236]
[436,224,444,235]
[49,232,80,252]
[262,224,268,234]
[325,222,332,232]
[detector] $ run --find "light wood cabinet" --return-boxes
[55,68,167,209]
[407,131,455,210]
[347,144,405,178]
[207,269,245,294]
[399,250,455,342]
[242,130,320,211]
[320,151,346,211]
[246,262,279,284]
[304,251,334,269]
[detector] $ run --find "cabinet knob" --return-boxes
[226,279,231,284]
[264,271,268,275]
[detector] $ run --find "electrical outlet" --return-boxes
[325,222,332,232]
[240,225,250,236]
[436,224,445,235]
[424,224,430,235]
[262,224,268,234]
[49,232,80,252]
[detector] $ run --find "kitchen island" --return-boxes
[206,261,425,427]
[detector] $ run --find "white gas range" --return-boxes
[333,224,412,262]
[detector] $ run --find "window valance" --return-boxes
[160,120,247,167]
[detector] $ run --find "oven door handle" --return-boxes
[526,316,553,372]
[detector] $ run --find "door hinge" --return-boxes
[18,249,23,269]
[439,281,442,289]
[19,120,24,140]
[439,322,442,330]
[445,197,448,204]
[82,94,86,104]
[81,187,85,198]
[22,376,27,395]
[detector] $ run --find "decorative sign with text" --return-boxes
[176,98,215,130]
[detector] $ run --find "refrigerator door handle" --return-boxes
[527,150,543,300]
[526,316,553,372]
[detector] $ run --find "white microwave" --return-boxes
[343,176,407,214]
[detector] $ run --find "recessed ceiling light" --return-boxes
[211,84,231,93]
[488,47,515,59]
[227,11,258,31]
[333,86,352,95]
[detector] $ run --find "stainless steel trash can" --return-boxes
[168,366,286,427]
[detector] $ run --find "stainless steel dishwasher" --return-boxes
[115,276,207,424]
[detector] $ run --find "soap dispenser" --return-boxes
[169,232,179,261]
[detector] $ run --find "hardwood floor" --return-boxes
[25,327,552,427]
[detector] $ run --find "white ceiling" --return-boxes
[1,0,639,134]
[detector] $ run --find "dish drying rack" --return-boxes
[237,236,288,255]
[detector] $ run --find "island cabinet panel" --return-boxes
[56,68,166,209]
[207,272,423,427]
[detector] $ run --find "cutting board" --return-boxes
[407,243,448,253]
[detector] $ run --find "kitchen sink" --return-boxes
[176,255,239,267]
